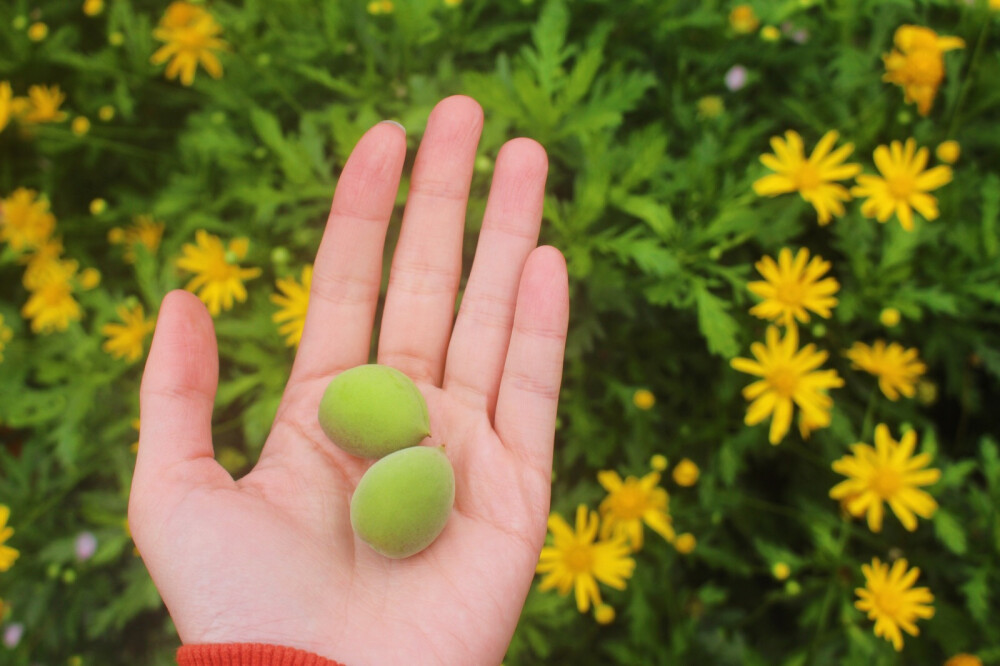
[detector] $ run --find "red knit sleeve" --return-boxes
[177,643,346,666]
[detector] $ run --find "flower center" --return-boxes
[611,485,646,520]
[887,175,916,200]
[793,163,822,192]
[767,367,800,398]
[905,51,943,85]
[564,544,593,573]
[775,281,805,306]
[874,588,903,617]
[871,465,902,499]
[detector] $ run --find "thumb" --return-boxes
[131,290,231,515]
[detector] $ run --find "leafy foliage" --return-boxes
[1,0,999,664]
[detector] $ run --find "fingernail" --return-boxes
[379,120,406,134]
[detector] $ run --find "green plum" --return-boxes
[318,364,431,458]
[350,446,455,559]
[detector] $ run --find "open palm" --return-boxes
[128,96,569,666]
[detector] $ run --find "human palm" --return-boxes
[128,96,569,666]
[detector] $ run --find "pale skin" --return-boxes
[128,95,570,665]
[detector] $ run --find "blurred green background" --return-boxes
[1,0,999,664]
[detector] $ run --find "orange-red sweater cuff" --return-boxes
[177,643,346,666]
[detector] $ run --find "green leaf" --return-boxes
[694,285,740,358]
[960,568,990,624]
[933,508,967,555]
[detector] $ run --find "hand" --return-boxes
[128,95,569,666]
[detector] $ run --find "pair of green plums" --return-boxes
[318,364,454,559]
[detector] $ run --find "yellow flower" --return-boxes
[696,95,724,120]
[20,237,64,289]
[752,130,862,225]
[632,388,655,410]
[98,105,115,121]
[673,533,696,554]
[101,303,156,362]
[852,139,953,231]
[883,25,964,116]
[176,230,262,316]
[845,340,926,401]
[672,459,700,487]
[150,1,229,86]
[71,116,90,136]
[879,307,901,327]
[20,85,69,124]
[0,505,20,571]
[28,22,48,41]
[772,562,791,580]
[109,214,165,263]
[945,655,983,666]
[1,188,56,252]
[597,470,675,551]
[935,140,960,164]
[367,0,395,14]
[729,5,760,34]
[593,604,615,624]
[79,267,101,290]
[830,424,940,532]
[270,264,312,347]
[748,247,839,326]
[760,25,781,42]
[536,505,636,613]
[731,325,844,444]
[650,454,668,472]
[0,314,13,364]
[21,258,83,334]
[444,0,463,6]
[855,557,934,651]
[83,0,104,16]
[0,81,13,133]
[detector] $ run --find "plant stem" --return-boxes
[946,18,990,139]
[808,513,852,658]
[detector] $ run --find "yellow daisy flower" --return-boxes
[270,264,312,347]
[109,214,165,263]
[830,424,940,533]
[729,5,760,34]
[597,470,675,551]
[945,655,983,666]
[83,0,104,16]
[536,505,636,613]
[367,0,395,14]
[1,188,57,252]
[150,2,229,86]
[855,557,934,651]
[883,25,964,116]
[752,130,862,225]
[632,388,655,410]
[21,258,83,334]
[0,314,13,364]
[101,303,156,362]
[21,237,65,290]
[845,340,926,401]
[672,459,700,487]
[731,325,844,445]
[176,230,262,316]
[19,84,69,124]
[748,247,839,326]
[0,81,13,133]
[935,140,960,165]
[851,139,953,231]
[0,505,19,571]
[673,533,696,554]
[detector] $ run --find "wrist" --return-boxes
[177,643,346,666]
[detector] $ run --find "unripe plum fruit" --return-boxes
[350,446,455,559]
[318,364,431,458]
